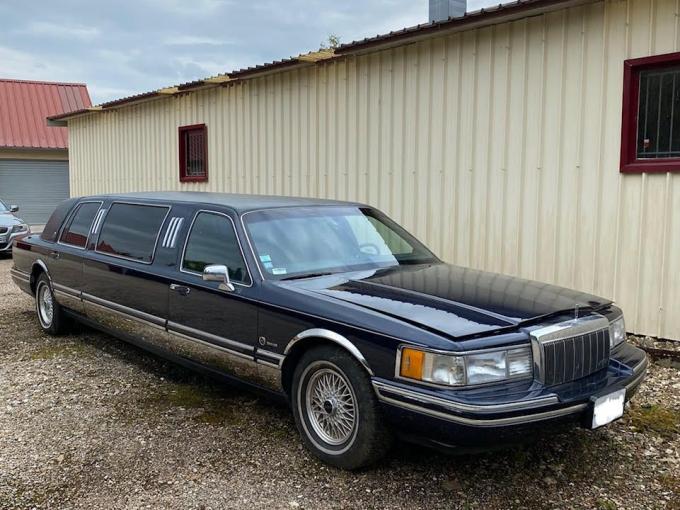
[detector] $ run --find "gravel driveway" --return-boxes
[0,257,678,510]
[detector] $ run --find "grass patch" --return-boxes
[143,382,243,426]
[596,499,617,510]
[30,342,91,360]
[628,404,680,438]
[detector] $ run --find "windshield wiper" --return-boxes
[279,272,338,281]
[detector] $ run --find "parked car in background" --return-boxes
[10,192,647,469]
[0,199,30,255]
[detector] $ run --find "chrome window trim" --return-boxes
[91,208,107,235]
[162,217,179,247]
[179,209,253,287]
[162,217,185,249]
[393,342,534,389]
[56,200,104,251]
[93,201,171,265]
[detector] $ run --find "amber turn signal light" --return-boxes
[400,348,424,379]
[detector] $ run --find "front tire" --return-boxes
[291,345,392,470]
[35,274,66,335]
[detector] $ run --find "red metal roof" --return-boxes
[0,78,91,150]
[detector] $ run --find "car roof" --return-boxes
[85,191,366,213]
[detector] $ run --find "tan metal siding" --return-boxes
[68,0,680,340]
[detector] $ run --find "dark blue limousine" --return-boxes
[10,192,647,469]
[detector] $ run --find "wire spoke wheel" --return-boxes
[305,367,357,446]
[37,283,54,327]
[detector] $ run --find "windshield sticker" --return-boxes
[263,261,273,269]
[272,268,287,275]
[259,254,272,263]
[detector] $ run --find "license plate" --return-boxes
[591,389,626,429]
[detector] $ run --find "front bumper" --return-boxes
[373,342,647,447]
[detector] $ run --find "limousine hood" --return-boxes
[291,263,612,339]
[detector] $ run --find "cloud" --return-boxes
[0,0,504,105]
[21,21,100,40]
[163,35,233,47]
[0,45,82,82]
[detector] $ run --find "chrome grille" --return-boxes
[531,316,611,387]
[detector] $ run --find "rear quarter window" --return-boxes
[41,198,79,242]
[59,202,102,248]
[96,203,169,263]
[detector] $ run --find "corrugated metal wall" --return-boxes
[68,0,680,340]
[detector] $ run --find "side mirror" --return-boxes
[202,264,235,292]
[10,205,19,213]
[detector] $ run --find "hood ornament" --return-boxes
[574,304,580,321]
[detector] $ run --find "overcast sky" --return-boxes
[0,0,498,105]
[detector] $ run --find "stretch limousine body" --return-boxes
[11,192,647,469]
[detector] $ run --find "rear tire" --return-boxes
[291,345,393,470]
[35,274,66,335]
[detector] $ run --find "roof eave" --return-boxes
[336,0,598,55]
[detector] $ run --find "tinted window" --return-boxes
[41,198,79,242]
[182,212,250,284]
[96,203,168,263]
[59,202,101,248]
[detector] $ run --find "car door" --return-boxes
[166,208,261,383]
[82,201,172,351]
[49,200,103,313]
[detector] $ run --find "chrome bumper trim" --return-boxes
[378,392,588,427]
[372,380,560,415]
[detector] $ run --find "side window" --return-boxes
[59,202,101,248]
[96,203,168,263]
[182,212,250,284]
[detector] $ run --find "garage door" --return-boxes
[0,160,70,225]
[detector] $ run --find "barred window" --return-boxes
[179,124,208,182]
[621,52,680,173]
[637,66,680,159]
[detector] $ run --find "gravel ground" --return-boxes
[0,257,678,510]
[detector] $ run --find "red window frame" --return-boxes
[621,52,680,173]
[178,124,208,182]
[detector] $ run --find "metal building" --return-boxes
[50,0,680,341]
[0,79,91,224]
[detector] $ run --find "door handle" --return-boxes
[49,251,60,260]
[170,283,191,296]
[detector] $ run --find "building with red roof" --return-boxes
[0,78,91,224]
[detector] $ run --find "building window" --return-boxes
[179,124,208,182]
[621,52,680,173]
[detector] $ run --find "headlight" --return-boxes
[11,223,29,234]
[399,346,533,387]
[609,316,626,349]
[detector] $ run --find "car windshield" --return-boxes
[243,206,438,280]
